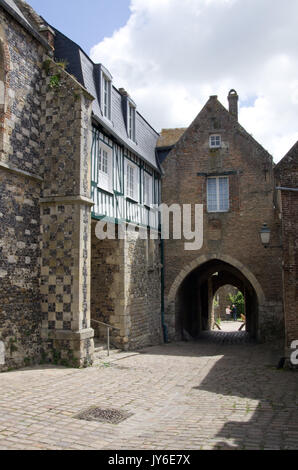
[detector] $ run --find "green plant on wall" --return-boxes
[49,73,61,89]
[228,290,245,316]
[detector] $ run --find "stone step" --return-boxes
[92,340,138,366]
[93,339,122,357]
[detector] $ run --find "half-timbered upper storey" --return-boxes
[54,28,161,230]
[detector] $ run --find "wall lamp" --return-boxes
[260,223,282,248]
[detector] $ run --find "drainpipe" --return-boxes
[160,238,168,343]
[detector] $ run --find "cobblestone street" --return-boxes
[0,338,297,450]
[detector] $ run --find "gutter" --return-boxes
[160,237,168,343]
[0,0,52,52]
[276,187,298,192]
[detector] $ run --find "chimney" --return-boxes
[119,88,129,97]
[39,25,55,50]
[228,89,238,120]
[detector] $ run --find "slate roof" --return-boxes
[275,141,298,172]
[53,27,160,172]
[157,128,187,148]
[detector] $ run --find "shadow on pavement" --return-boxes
[191,346,298,450]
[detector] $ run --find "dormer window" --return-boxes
[102,74,112,120]
[119,89,137,143]
[209,135,221,149]
[128,103,136,142]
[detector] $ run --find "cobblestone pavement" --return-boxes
[218,321,245,332]
[0,338,297,450]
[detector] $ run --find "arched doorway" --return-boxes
[171,257,263,341]
[213,284,240,324]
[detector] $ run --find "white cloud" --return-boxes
[91,0,298,161]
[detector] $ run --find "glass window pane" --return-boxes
[103,76,110,119]
[127,165,134,199]
[219,177,229,211]
[98,147,102,172]
[207,178,217,211]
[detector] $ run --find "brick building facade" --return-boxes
[275,143,298,360]
[158,91,284,342]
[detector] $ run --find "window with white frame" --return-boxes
[102,74,111,120]
[144,173,153,206]
[128,104,136,142]
[98,147,108,175]
[125,160,139,201]
[127,164,134,199]
[97,143,113,193]
[209,134,221,148]
[207,176,229,212]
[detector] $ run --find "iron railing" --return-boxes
[91,319,120,357]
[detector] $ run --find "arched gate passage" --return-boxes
[173,258,262,341]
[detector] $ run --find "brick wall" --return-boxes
[0,6,94,370]
[275,143,298,355]
[91,221,162,350]
[0,171,41,369]
[39,61,94,367]
[91,221,125,346]
[0,8,44,174]
[0,9,45,370]
[124,227,162,349]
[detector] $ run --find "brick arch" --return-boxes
[167,253,266,307]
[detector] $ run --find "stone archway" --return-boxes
[165,254,266,341]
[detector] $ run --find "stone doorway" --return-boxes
[174,259,259,342]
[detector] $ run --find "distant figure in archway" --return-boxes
[231,304,237,321]
[226,306,231,317]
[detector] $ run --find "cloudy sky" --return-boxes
[30,0,298,162]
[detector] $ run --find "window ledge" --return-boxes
[207,210,230,214]
[97,185,114,196]
[126,195,139,204]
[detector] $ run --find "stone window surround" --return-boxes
[209,134,222,149]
